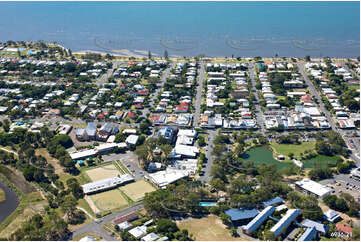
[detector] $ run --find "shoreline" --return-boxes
[72,49,351,62]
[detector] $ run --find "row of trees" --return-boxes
[323,193,359,217]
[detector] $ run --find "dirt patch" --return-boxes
[35,148,64,175]
[0,165,36,194]
[177,214,246,241]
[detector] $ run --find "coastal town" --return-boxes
[0,41,359,242]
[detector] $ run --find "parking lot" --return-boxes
[319,174,360,200]
[102,151,145,181]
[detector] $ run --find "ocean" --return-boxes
[0,1,359,57]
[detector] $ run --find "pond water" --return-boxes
[0,180,20,224]
[302,155,340,169]
[240,146,294,170]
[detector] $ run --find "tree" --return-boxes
[315,141,332,156]
[60,195,77,220]
[219,212,231,227]
[305,55,311,62]
[198,135,206,147]
[148,50,152,59]
[66,178,84,199]
[230,227,238,237]
[156,219,179,234]
[164,50,169,60]
[210,178,226,191]
[352,227,360,240]
[264,230,276,240]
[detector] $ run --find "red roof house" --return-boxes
[336,223,352,234]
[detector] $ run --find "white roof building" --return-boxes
[177,129,197,138]
[295,178,332,198]
[82,174,134,194]
[126,135,139,145]
[324,210,341,223]
[70,149,97,160]
[148,168,188,188]
[141,232,160,241]
[171,145,199,158]
[117,221,133,231]
[128,225,147,239]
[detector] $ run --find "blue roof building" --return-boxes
[158,126,178,143]
[225,208,259,222]
[243,206,276,234]
[298,227,317,241]
[262,196,284,207]
[86,122,97,137]
[323,210,341,223]
[271,209,302,238]
[301,219,329,235]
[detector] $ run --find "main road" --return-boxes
[297,62,359,166]
[142,62,175,117]
[95,60,121,87]
[193,61,205,127]
[248,63,266,134]
[71,202,144,241]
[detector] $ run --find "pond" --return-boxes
[240,146,294,170]
[0,180,20,224]
[302,155,341,169]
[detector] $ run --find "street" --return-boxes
[199,129,217,183]
[193,61,205,127]
[248,63,266,134]
[297,62,360,167]
[142,62,175,117]
[71,202,144,241]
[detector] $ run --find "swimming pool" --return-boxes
[199,202,217,207]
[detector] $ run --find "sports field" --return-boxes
[86,164,122,182]
[120,179,156,201]
[177,215,243,241]
[88,189,128,212]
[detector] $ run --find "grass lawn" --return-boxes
[119,180,156,201]
[88,189,129,212]
[78,198,96,217]
[85,164,122,182]
[270,141,316,160]
[177,215,246,241]
[0,188,5,202]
